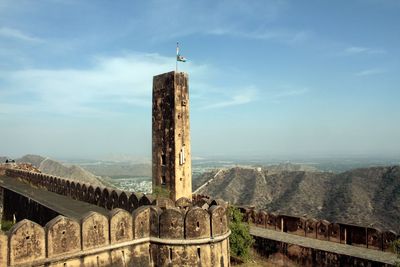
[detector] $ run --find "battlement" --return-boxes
[0,201,230,266]
[6,168,160,212]
[239,207,399,252]
[4,168,229,213]
[1,168,230,266]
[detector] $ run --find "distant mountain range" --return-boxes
[5,155,399,230]
[10,154,106,187]
[194,164,400,231]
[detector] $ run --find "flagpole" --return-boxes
[176,42,179,73]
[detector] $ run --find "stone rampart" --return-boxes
[1,205,230,266]
[2,169,230,266]
[5,169,154,213]
[239,206,399,252]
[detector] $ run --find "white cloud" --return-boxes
[2,52,262,117]
[140,0,294,43]
[200,87,256,109]
[355,68,386,76]
[344,46,386,55]
[0,27,43,43]
[208,28,312,44]
[0,53,212,117]
[275,87,309,98]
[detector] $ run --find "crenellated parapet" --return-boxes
[0,205,230,266]
[5,169,156,213]
[238,206,399,252]
[1,168,231,266]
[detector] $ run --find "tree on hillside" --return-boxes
[228,206,254,261]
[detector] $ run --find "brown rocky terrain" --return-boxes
[16,154,46,167]
[194,165,400,231]
[11,154,106,187]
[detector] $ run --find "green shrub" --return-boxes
[228,206,254,261]
[152,185,171,198]
[1,220,14,232]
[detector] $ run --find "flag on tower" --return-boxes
[176,42,187,62]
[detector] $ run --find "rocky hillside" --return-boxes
[16,154,46,167]
[264,162,319,174]
[13,154,105,187]
[321,166,400,230]
[194,165,400,231]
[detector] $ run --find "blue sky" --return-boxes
[0,0,399,159]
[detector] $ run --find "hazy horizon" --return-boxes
[1,1,399,159]
[3,152,400,164]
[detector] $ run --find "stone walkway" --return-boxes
[250,226,398,265]
[0,176,108,219]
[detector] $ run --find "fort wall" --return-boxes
[5,169,156,213]
[2,188,60,225]
[253,237,394,267]
[239,206,399,252]
[0,202,229,266]
[1,169,230,266]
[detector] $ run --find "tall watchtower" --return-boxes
[152,71,192,201]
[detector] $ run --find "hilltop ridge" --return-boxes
[4,154,106,187]
[194,165,400,231]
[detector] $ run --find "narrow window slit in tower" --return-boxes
[169,248,173,261]
[197,247,201,259]
[179,146,186,165]
[161,154,166,166]
[121,250,126,267]
[161,175,166,186]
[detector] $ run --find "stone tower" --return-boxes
[152,71,192,201]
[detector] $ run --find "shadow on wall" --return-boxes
[240,206,399,252]
[0,204,230,266]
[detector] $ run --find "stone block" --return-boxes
[83,252,111,266]
[185,207,211,239]
[209,205,227,237]
[9,219,46,266]
[132,243,151,267]
[111,247,133,266]
[81,212,109,250]
[46,215,81,257]
[159,208,184,239]
[132,206,151,239]
[317,220,330,241]
[0,232,7,267]
[109,208,133,244]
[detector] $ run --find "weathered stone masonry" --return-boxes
[239,207,399,252]
[152,71,192,201]
[0,169,230,266]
